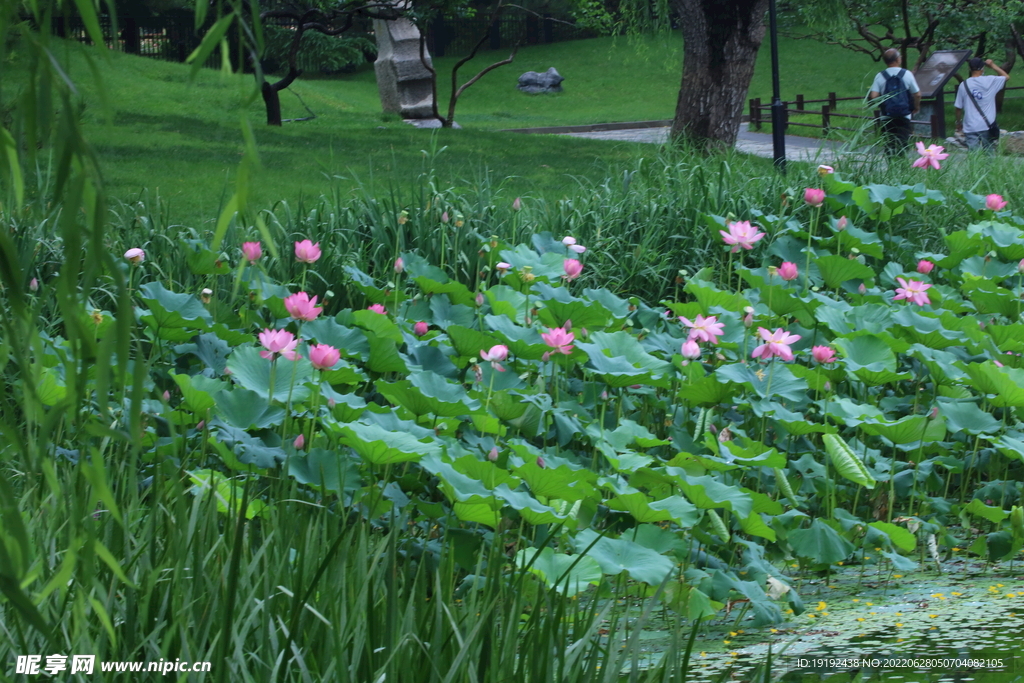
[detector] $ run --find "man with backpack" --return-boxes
[868,49,921,155]
[954,57,1009,153]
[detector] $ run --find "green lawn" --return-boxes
[23,32,890,226]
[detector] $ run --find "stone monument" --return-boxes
[373,16,436,119]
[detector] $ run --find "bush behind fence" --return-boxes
[52,10,595,75]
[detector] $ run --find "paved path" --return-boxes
[563,122,850,163]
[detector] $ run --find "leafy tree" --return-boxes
[794,0,1024,71]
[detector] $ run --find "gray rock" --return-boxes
[373,17,436,119]
[517,67,564,94]
[1003,131,1024,155]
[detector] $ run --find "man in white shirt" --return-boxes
[955,57,1010,152]
[868,49,921,155]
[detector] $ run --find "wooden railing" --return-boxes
[749,85,1024,139]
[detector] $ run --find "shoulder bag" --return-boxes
[964,78,1000,141]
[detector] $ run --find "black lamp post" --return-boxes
[768,0,786,172]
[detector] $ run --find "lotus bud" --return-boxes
[512,197,522,211]
[162,390,171,401]
[441,211,449,223]
[823,381,832,392]
[488,447,499,462]
[708,424,718,435]
[196,420,205,431]
[328,398,336,408]
[836,216,848,231]
[29,278,38,292]
[475,291,485,307]
[201,288,213,304]
[858,283,867,295]
[929,407,939,419]
[294,434,305,450]
[394,257,404,273]
[414,321,429,336]
[536,456,546,469]
[681,339,701,359]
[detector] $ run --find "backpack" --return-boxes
[879,69,912,117]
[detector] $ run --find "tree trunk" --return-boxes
[669,0,769,147]
[262,82,283,126]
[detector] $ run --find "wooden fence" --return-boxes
[749,85,1024,139]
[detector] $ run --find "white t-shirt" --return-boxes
[869,68,921,119]
[954,75,1007,133]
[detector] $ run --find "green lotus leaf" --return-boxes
[823,434,875,488]
[681,374,737,406]
[814,255,875,289]
[453,502,502,528]
[663,471,753,518]
[833,334,897,372]
[937,399,1002,435]
[481,285,524,323]
[961,277,1019,318]
[683,279,746,313]
[582,287,631,319]
[343,265,397,305]
[337,421,440,465]
[868,521,917,552]
[451,455,520,490]
[968,220,1024,261]
[816,303,891,336]
[484,314,549,359]
[446,325,502,359]
[209,422,288,469]
[183,241,230,275]
[301,318,371,359]
[788,519,854,564]
[226,346,313,403]
[174,333,230,376]
[138,281,212,342]
[714,363,808,402]
[414,276,476,307]
[514,547,603,595]
[376,371,477,418]
[607,492,699,526]
[752,398,837,435]
[851,368,911,386]
[891,308,963,349]
[963,498,1009,524]
[757,284,817,326]
[365,332,408,374]
[533,283,611,331]
[215,387,285,429]
[577,331,674,388]
[573,529,675,585]
[833,223,884,259]
[288,448,361,495]
[879,549,918,570]
[188,469,267,519]
[821,397,884,426]
[861,414,946,444]
[737,511,776,541]
[964,362,1024,407]
[352,309,403,344]
[716,437,787,468]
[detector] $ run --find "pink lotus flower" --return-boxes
[488,447,499,461]
[817,165,834,176]
[367,303,387,315]
[309,343,340,370]
[394,257,404,273]
[294,434,305,450]
[751,327,802,362]
[562,236,587,254]
[242,241,262,262]
[804,188,825,207]
[512,197,522,211]
[893,277,932,306]
[679,314,725,344]
[916,260,935,275]
[719,221,765,253]
[29,278,38,292]
[162,390,171,401]
[836,216,848,231]
[541,326,575,360]
[294,239,322,264]
[778,262,799,281]
[911,142,948,170]
[681,339,701,359]
[563,259,583,280]
[496,262,512,273]
[481,344,509,372]
[124,248,145,264]
[743,310,754,328]
[986,194,1007,211]
[812,345,837,364]
[259,328,300,361]
[414,321,429,336]
[284,292,323,321]
[858,283,867,294]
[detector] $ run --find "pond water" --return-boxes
[613,560,1024,682]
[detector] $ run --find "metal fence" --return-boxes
[53,10,596,73]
